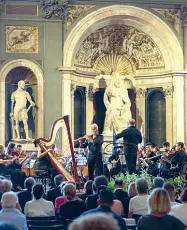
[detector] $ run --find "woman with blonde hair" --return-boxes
[137,189,187,230]
[69,212,120,230]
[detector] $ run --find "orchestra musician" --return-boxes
[108,150,126,177]
[161,142,187,178]
[79,124,103,180]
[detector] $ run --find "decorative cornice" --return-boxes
[40,0,68,20]
[136,88,147,98]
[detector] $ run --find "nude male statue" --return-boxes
[10,80,35,141]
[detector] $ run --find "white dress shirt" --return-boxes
[129,194,149,216]
[171,203,187,225]
[24,198,55,217]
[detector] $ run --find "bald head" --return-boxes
[129,119,136,126]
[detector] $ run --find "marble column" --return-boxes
[85,84,95,134]
[136,88,146,145]
[71,84,76,140]
[173,74,185,143]
[163,85,174,145]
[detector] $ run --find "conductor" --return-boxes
[116,119,142,174]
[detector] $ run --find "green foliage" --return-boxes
[165,176,187,196]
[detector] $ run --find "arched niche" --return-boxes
[0,59,44,145]
[74,87,86,140]
[146,89,166,146]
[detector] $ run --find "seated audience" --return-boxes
[79,180,93,201]
[18,177,36,212]
[163,182,181,207]
[59,183,86,222]
[86,175,108,210]
[69,212,120,230]
[47,174,64,205]
[114,179,128,202]
[3,179,12,192]
[82,188,127,230]
[137,188,187,230]
[171,188,187,225]
[112,199,124,216]
[0,192,27,230]
[123,182,137,217]
[128,178,149,219]
[0,179,5,200]
[152,177,164,189]
[24,183,55,217]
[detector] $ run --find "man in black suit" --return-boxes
[82,188,127,230]
[86,175,108,210]
[46,174,64,205]
[114,179,128,202]
[18,177,36,212]
[116,119,142,174]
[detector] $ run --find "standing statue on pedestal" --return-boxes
[103,72,132,134]
[10,80,35,141]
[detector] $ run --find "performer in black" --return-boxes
[80,124,103,180]
[162,142,187,178]
[116,119,142,174]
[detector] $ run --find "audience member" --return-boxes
[86,175,108,210]
[114,179,128,202]
[0,192,27,230]
[59,183,86,223]
[128,178,149,219]
[163,182,181,207]
[82,188,127,230]
[171,188,187,225]
[79,180,93,201]
[55,181,67,213]
[0,222,18,230]
[123,182,137,217]
[18,177,36,212]
[47,174,64,205]
[3,179,12,192]
[24,183,55,217]
[137,189,187,230]
[152,177,164,189]
[69,212,120,230]
[0,179,5,200]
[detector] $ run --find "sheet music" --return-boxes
[22,159,36,168]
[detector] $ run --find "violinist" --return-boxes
[162,142,187,178]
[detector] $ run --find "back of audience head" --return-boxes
[24,177,36,191]
[128,182,137,197]
[92,175,108,193]
[181,187,187,203]
[1,192,18,209]
[114,178,124,189]
[163,182,175,200]
[3,179,12,192]
[135,178,148,195]
[54,174,64,187]
[0,222,18,230]
[148,188,171,215]
[98,188,114,207]
[0,179,5,194]
[152,177,164,189]
[63,183,76,201]
[32,183,44,200]
[84,180,93,194]
[69,213,120,230]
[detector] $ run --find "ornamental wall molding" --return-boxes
[136,88,147,98]
[163,85,174,96]
[181,5,187,24]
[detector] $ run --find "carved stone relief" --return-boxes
[71,84,76,96]
[163,85,174,97]
[67,5,95,28]
[75,25,165,74]
[153,8,180,33]
[40,0,68,20]
[136,88,147,98]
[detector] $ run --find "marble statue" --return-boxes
[10,80,35,141]
[103,72,132,134]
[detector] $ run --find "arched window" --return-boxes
[74,87,85,140]
[147,90,166,146]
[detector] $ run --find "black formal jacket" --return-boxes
[116,126,142,150]
[85,193,99,210]
[108,153,121,170]
[82,135,103,158]
[46,186,62,206]
[114,188,128,203]
[172,150,187,172]
[18,189,32,213]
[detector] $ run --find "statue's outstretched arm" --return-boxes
[10,93,15,116]
[103,89,111,108]
[26,92,35,106]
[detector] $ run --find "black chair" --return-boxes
[27,220,60,226]
[27,216,57,221]
[132,214,141,223]
[28,224,64,230]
